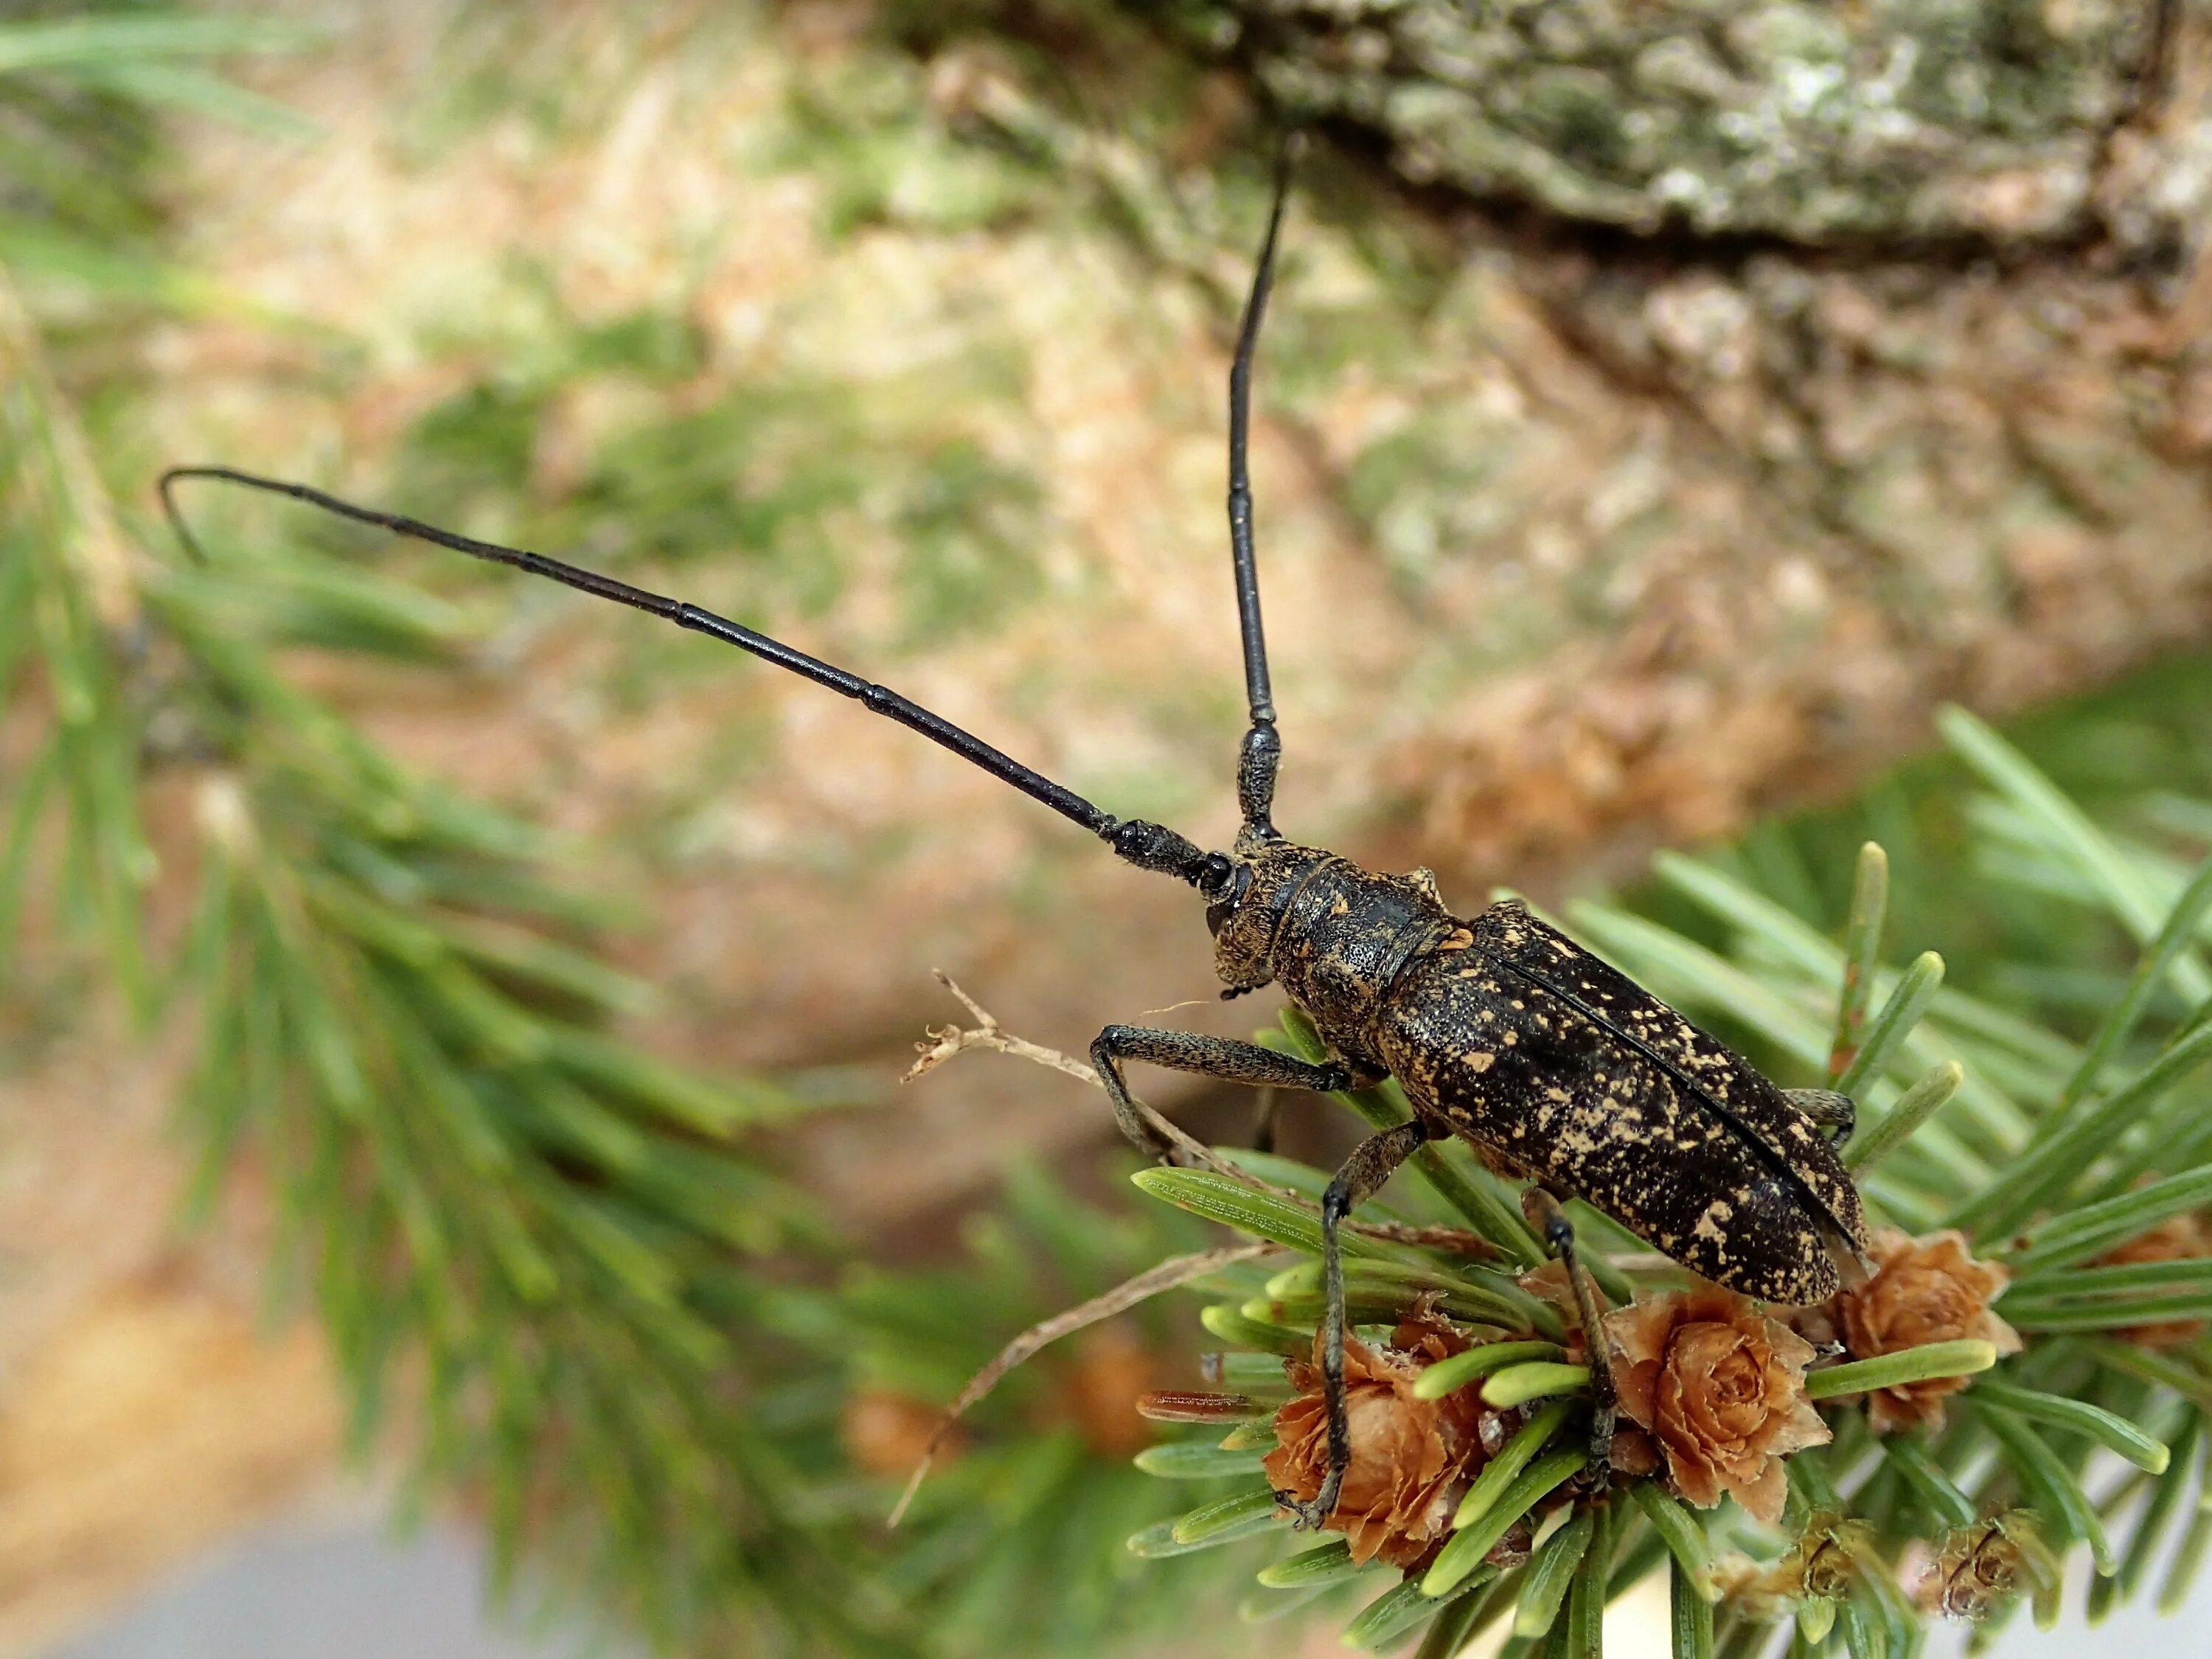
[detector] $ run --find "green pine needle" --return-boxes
[1513,1509,1595,1638]
[1835,950,1944,1101]
[1481,1362,1593,1409]
[1429,1448,1586,1596]
[1804,1340,1997,1401]
[1454,1399,1579,1530]
[1256,1539,1364,1590]
[1844,1060,1964,1171]
[1413,1340,1569,1401]
[1971,1380,2168,1472]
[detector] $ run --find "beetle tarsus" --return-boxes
[1278,1488,1335,1531]
[1300,1119,1438,1533]
[1524,1187,1618,1492]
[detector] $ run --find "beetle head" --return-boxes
[1206,830,1326,997]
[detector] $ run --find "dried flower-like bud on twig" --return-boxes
[1832,1229,2020,1432]
[2092,1212,2212,1349]
[1710,1515,1876,1620]
[1919,1512,2056,1621]
[1263,1307,1515,1570]
[1601,1285,1829,1523]
[1771,1514,1877,1602]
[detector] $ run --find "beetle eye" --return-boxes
[1203,861,1251,936]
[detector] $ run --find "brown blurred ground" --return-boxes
[10,0,2212,1646]
[0,1034,346,1658]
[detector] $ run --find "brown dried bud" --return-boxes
[1262,1308,1512,1571]
[1601,1285,1829,1523]
[844,1390,961,1479]
[1832,1229,2021,1433]
[2091,1211,2212,1349]
[1058,1328,1163,1459]
[1608,1424,1662,1479]
[1919,1512,2055,1621]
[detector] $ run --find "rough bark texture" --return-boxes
[1229,0,2186,246]
[1344,228,2212,878]
[1166,0,2212,878]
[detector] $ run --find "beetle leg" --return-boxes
[1281,1117,1439,1531]
[1521,1187,1617,1488]
[1784,1088,1857,1142]
[1090,1026,1355,1163]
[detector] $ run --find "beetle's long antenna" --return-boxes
[1226,141,1294,838]
[156,466,1223,887]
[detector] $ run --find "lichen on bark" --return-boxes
[1208,0,2172,246]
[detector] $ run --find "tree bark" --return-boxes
[1129,0,2212,881]
[1228,0,2179,248]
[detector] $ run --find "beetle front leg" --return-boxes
[1282,1117,1439,1531]
[1087,1026,1431,1529]
[1522,1187,1617,1488]
[1089,1025,1356,1164]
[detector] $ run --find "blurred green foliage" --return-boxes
[0,12,896,1655]
[1643,650,2212,1050]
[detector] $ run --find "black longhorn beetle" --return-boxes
[160,150,1873,1528]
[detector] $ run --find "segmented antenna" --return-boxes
[156,466,1220,886]
[1228,142,1294,838]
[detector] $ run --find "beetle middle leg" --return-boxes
[1281,1116,1439,1530]
[1089,1026,1357,1162]
[1522,1186,1618,1486]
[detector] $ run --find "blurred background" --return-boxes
[5,1,2212,1655]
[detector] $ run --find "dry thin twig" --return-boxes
[904,971,1101,1086]
[894,978,1510,1520]
[906,973,1503,1259]
[886,1241,1273,1526]
[905,972,1251,1181]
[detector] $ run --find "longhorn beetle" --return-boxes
[160,150,1872,1529]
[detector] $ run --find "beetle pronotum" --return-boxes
[161,147,1871,1529]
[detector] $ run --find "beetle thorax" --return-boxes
[1209,837,1451,1036]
